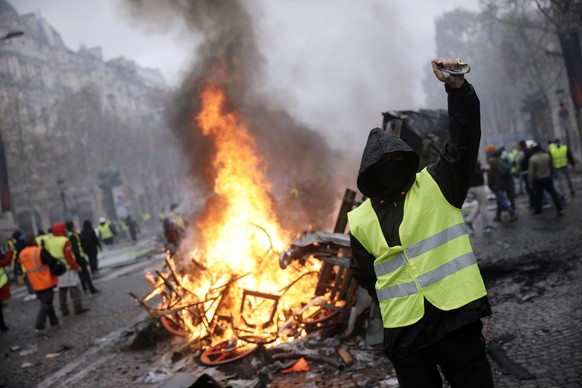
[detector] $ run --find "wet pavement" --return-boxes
[0,237,164,388]
[471,174,582,387]
[1,173,582,387]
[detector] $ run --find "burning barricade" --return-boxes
[130,81,364,368]
[129,86,457,374]
[130,189,362,367]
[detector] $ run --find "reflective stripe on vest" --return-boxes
[19,247,58,291]
[373,224,477,297]
[0,267,7,288]
[348,168,487,328]
[69,232,86,263]
[6,240,16,271]
[44,236,70,269]
[549,144,568,168]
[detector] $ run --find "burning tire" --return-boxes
[302,305,339,324]
[160,315,188,337]
[200,339,259,365]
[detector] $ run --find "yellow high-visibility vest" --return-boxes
[69,231,86,263]
[98,222,113,240]
[549,144,568,169]
[348,168,487,328]
[44,236,71,269]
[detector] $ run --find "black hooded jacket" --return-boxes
[349,80,491,361]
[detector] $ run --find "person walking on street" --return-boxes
[5,230,36,301]
[486,144,518,222]
[125,215,140,243]
[66,221,99,294]
[0,251,12,332]
[465,159,494,233]
[529,144,564,217]
[98,217,115,246]
[548,138,575,198]
[163,204,186,254]
[44,222,89,316]
[80,220,102,276]
[516,140,535,209]
[501,147,517,209]
[348,57,493,387]
[18,235,61,333]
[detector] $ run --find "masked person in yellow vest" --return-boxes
[548,138,576,199]
[18,235,61,333]
[98,217,115,246]
[0,250,12,332]
[348,58,493,387]
[66,221,99,294]
[44,222,89,316]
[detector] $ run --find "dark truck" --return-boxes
[382,109,450,169]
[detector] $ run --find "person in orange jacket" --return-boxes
[18,235,61,333]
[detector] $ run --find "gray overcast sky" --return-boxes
[12,0,480,150]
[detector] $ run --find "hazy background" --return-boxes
[12,0,480,152]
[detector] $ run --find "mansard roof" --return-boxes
[0,0,17,16]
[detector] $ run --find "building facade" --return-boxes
[0,1,180,235]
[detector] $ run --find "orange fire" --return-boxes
[154,82,323,345]
[195,83,289,283]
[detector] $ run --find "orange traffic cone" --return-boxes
[281,357,310,374]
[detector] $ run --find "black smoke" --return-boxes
[123,0,346,231]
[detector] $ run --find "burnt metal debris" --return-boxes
[130,188,364,366]
[382,109,449,169]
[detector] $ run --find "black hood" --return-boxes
[356,127,420,200]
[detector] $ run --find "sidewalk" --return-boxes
[98,236,163,269]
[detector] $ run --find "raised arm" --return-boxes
[428,57,481,208]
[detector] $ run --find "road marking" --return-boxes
[36,311,149,388]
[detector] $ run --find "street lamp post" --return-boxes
[57,178,67,220]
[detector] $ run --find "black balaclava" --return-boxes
[363,157,417,201]
[356,128,420,201]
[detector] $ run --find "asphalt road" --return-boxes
[1,172,581,387]
[0,238,165,388]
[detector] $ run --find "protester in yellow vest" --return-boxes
[45,222,89,316]
[0,250,12,332]
[5,230,36,300]
[348,57,492,387]
[163,204,186,254]
[98,217,115,246]
[66,221,99,294]
[36,229,51,247]
[5,231,24,285]
[548,138,576,198]
[18,235,61,332]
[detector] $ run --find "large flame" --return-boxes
[195,84,288,284]
[154,81,323,345]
